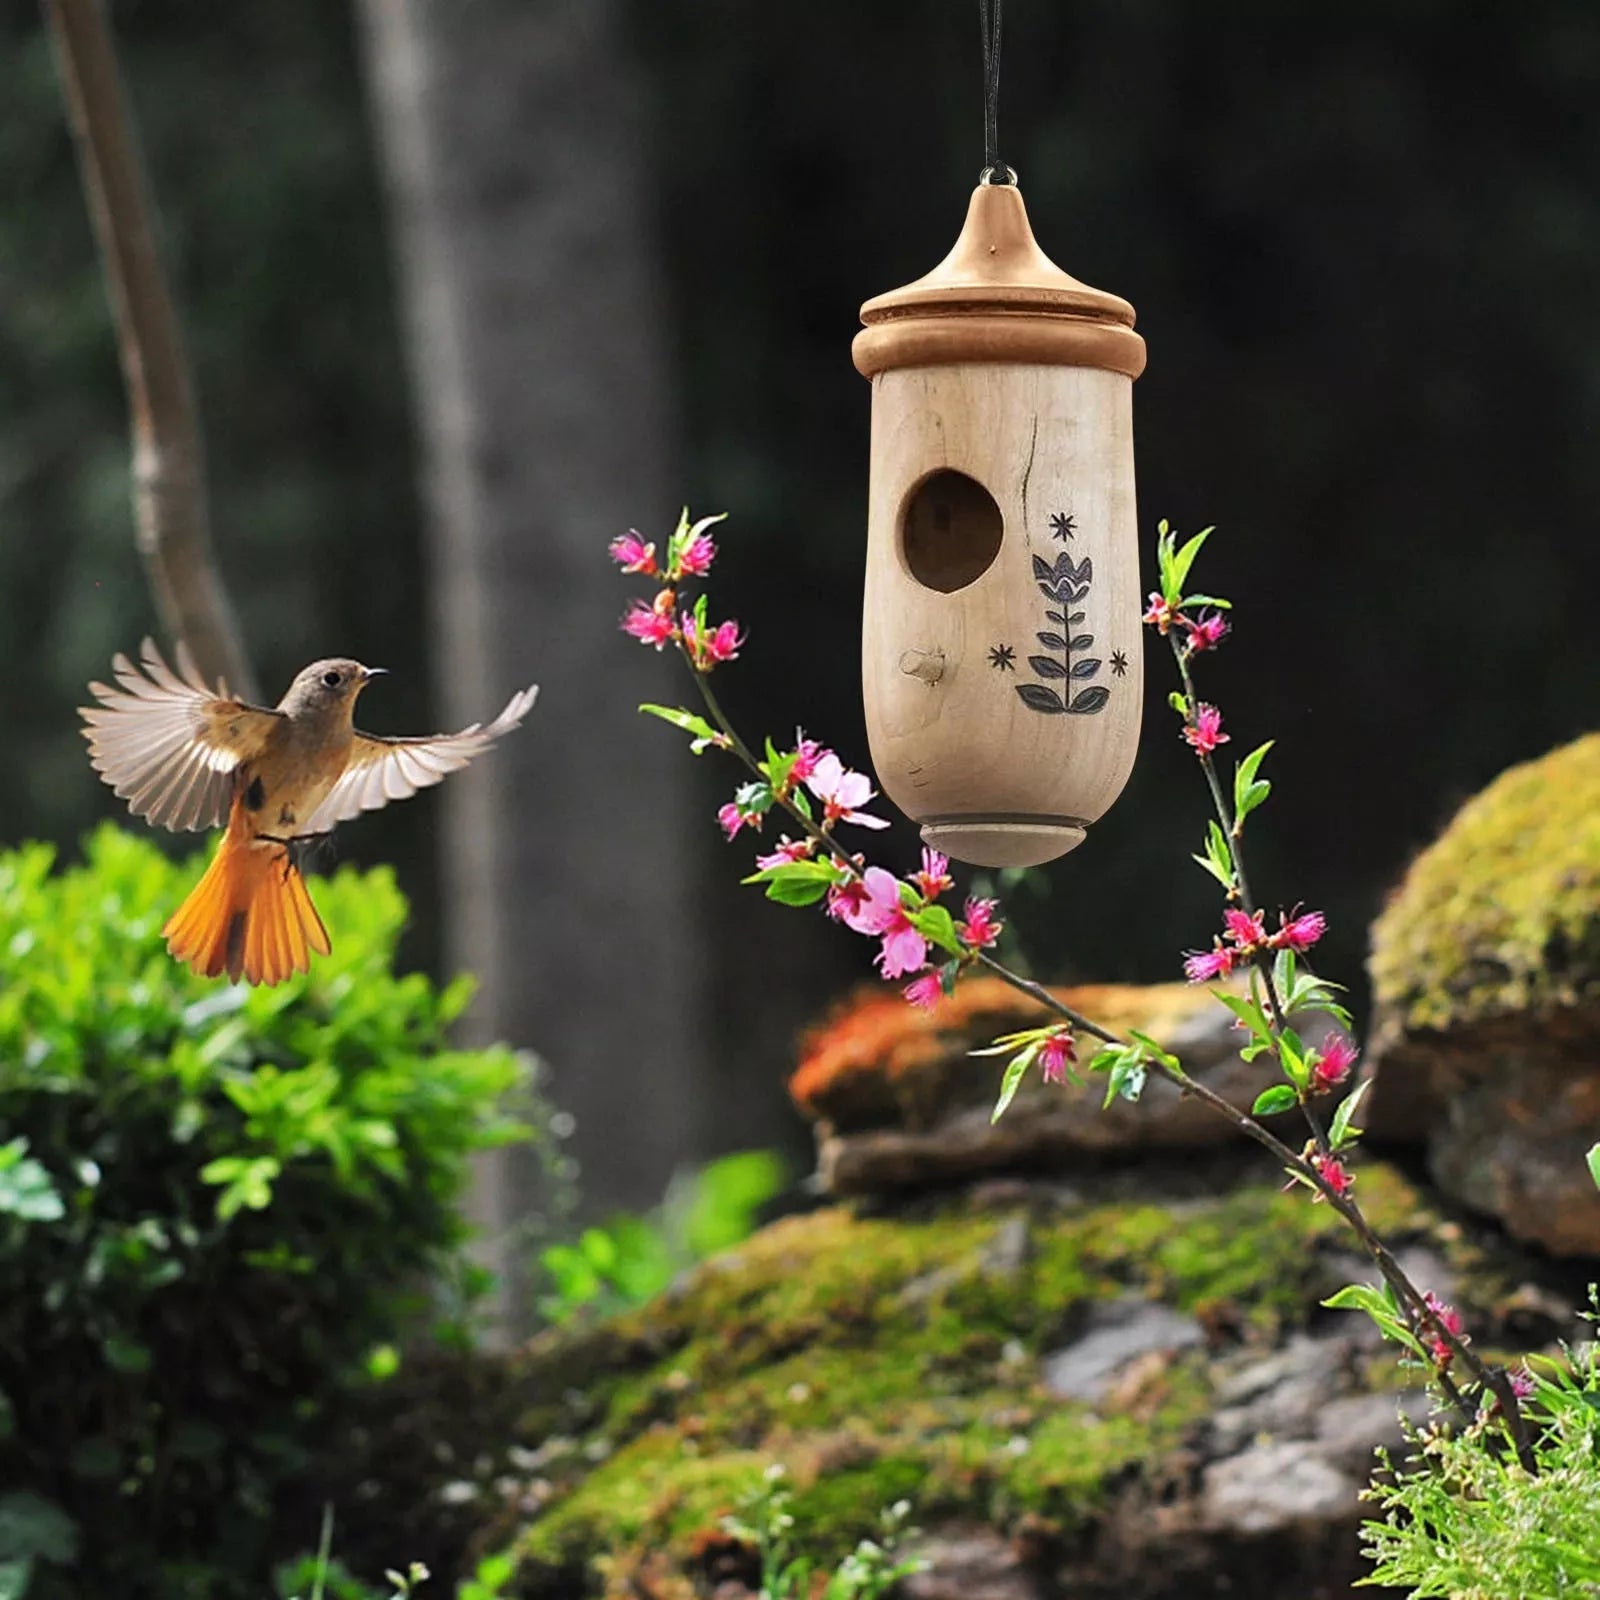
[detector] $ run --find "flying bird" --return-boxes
[81,639,537,986]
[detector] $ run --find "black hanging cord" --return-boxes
[978,0,1015,184]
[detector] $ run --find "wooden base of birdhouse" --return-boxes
[919,817,1086,870]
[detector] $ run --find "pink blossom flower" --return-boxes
[1424,1292,1466,1366]
[829,866,929,978]
[755,836,815,871]
[1222,907,1266,949]
[1143,592,1176,633]
[1183,942,1234,983]
[825,866,896,934]
[911,847,953,901]
[608,530,658,575]
[826,877,873,929]
[680,615,745,669]
[705,619,744,663]
[1272,908,1327,953]
[1183,703,1229,754]
[957,897,1002,949]
[805,753,890,830]
[677,529,717,577]
[1039,1029,1077,1085]
[1508,1365,1535,1401]
[1311,1035,1358,1090]
[791,731,827,783]
[621,592,677,649]
[876,918,930,980]
[1183,610,1230,652]
[1311,1152,1354,1199]
[904,970,944,1009]
[717,801,750,840]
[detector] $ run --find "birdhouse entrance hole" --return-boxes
[900,469,1003,593]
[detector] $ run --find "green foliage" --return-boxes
[722,1467,926,1600]
[0,827,534,1600]
[537,1148,786,1323]
[1360,1316,1600,1596]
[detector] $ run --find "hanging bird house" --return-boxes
[853,179,1146,868]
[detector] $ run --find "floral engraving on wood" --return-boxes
[1017,526,1110,716]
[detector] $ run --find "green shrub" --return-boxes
[0,827,533,1600]
[537,1147,786,1323]
[1360,1314,1600,1596]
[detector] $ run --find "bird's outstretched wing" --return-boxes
[299,685,539,834]
[79,638,282,832]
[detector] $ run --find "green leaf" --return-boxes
[1192,819,1235,890]
[1588,1142,1600,1192]
[1271,947,1296,999]
[908,903,963,957]
[1163,526,1214,602]
[0,1140,63,1223]
[741,859,838,906]
[990,1045,1038,1123]
[0,1492,78,1564]
[1251,1084,1299,1117]
[638,703,723,752]
[1167,691,1190,715]
[101,1334,151,1374]
[1232,742,1273,826]
[733,780,773,816]
[972,1027,1050,1056]
[1127,1029,1179,1070]
[1321,1284,1425,1359]
[1105,1052,1147,1107]
[1211,989,1273,1047]
[1180,593,1231,609]
[1277,1028,1310,1089]
[200,1154,281,1220]
[1328,1080,1370,1152]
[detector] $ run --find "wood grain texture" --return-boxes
[861,362,1141,867]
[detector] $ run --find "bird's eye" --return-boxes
[321,670,342,689]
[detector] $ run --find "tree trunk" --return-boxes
[356,0,702,1337]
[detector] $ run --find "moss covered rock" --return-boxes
[457,1160,1544,1599]
[1367,732,1600,1254]
[1369,731,1600,1033]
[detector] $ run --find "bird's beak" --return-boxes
[359,666,388,683]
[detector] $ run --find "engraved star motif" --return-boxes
[1110,650,1129,677]
[988,643,1016,672]
[1049,512,1076,541]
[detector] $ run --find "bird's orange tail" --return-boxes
[163,834,332,986]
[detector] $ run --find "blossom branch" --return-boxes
[618,511,1531,1461]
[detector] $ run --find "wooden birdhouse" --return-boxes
[853,180,1147,869]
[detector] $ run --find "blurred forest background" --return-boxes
[2,0,1597,1223]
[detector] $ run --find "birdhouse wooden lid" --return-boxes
[853,182,1146,380]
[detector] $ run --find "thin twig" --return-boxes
[1168,629,1534,1460]
[44,0,257,699]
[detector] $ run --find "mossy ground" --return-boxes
[1369,731,1600,1032]
[497,1161,1457,1594]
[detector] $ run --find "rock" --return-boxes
[1314,1391,1422,1475]
[1201,1439,1356,1535]
[902,1526,1048,1600]
[1207,1335,1348,1454]
[1366,731,1600,1255]
[1041,1296,1204,1402]
[452,1163,1549,1598]
[790,978,1292,1196]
